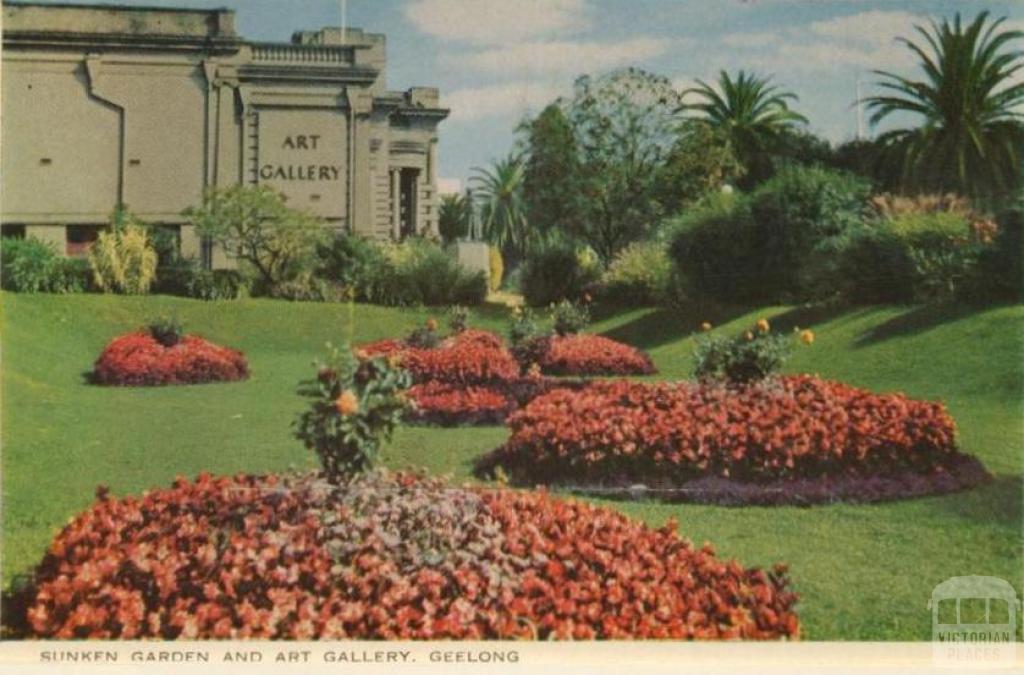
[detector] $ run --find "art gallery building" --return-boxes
[1,2,449,265]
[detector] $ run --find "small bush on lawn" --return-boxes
[294,344,410,480]
[1,237,89,294]
[371,238,487,307]
[532,334,656,376]
[446,305,470,333]
[89,208,159,295]
[520,243,600,307]
[600,240,672,305]
[488,375,964,486]
[92,333,248,386]
[693,319,809,384]
[405,318,443,349]
[550,299,590,336]
[147,315,183,347]
[21,470,799,639]
[314,232,388,299]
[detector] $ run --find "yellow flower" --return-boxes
[354,349,369,361]
[800,329,815,345]
[387,353,403,368]
[527,363,542,380]
[335,390,359,416]
[425,318,438,332]
[756,318,770,334]
[513,306,523,317]
[700,321,713,332]
[744,331,754,341]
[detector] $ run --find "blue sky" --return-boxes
[30,0,1023,190]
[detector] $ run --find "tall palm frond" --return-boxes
[679,70,808,170]
[864,11,1024,200]
[469,154,532,258]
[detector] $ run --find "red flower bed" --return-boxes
[529,334,656,376]
[92,333,249,386]
[406,383,514,426]
[485,375,966,486]
[360,330,519,386]
[20,471,799,640]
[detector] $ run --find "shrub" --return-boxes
[446,305,470,333]
[146,315,183,348]
[693,319,802,383]
[520,243,599,306]
[294,344,411,480]
[601,240,672,305]
[405,319,443,349]
[971,204,1023,303]
[488,245,504,292]
[1,237,89,293]
[314,233,387,298]
[267,274,346,303]
[185,269,249,301]
[836,211,983,303]
[371,238,487,307]
[22,470,799,639]
[533,334,656,376]
[669,168,870,303]
[88,209,158,295]
[489,375,963,485]
[92,333,248,386]
[550,299,590,336]
[187,186,328,294]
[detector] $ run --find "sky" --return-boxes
[27,0,1024,192]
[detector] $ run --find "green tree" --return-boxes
[680,70,808,188]
[470,154,531,261]
[864,12,1024,202]
[564,67,682,263]
[185,185,328,293]
[437,191,472,244]
[519,104,584,237]
[655,120,745,213]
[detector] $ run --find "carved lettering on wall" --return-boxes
[260,134,341,182]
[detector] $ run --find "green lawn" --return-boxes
[1,292,1021,640]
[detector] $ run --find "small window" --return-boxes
[66,225,101,257]
[1,225,26,240]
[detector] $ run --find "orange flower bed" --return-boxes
[20,472,799,640]
[91,333,249,386]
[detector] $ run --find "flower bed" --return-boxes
[523,334,656,376]
[405,383,514,426]
[18,471,799,640]
[362,330,519,386]
[477,376,990,505]
[92,333,249,386]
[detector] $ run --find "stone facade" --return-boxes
[1,2,448,265]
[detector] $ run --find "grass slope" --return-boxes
[1,292,1021,640]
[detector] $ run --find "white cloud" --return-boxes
[721,31,780,49]
[463,37,673,76]
[808,10,926,47]
[404,0,589,46]
[444,80,568,122]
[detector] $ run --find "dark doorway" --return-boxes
[399,168,419,238]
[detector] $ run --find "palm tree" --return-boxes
[679,70,808,185]
[437,191,473,244]
[469,154,531,260]
[864,12,1024,201]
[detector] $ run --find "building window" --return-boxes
[1,225,26,240]
[66,225,101,257]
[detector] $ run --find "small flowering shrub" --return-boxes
[550,299,590,336]
[694,319,809,384]
[405,318,443,349]
[294,344,411,480]
[532,334,656,376]
[146,315,183,347]
[485,376,967,487]
[21,471,800,640]
[447,305,470,334]
[91,332,248,386]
